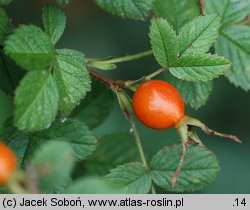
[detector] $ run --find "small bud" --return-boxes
[116,89,132,119]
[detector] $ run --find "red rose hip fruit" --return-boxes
[132,80,186,129]
[0,143,17,186]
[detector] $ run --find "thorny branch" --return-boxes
[87,68,122,90]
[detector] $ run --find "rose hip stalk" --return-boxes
[132,80,241,187]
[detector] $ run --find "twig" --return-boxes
[87,68,122,90]
[88,50,153,64]
[199,0,205,16]
[128,116,148,168]
[88,67,167,92]
[127,113,156,194]
[146,68,167,80]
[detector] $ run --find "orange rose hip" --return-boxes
[132,80,186,129]
[0,143,17,186]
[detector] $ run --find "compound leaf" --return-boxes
[151,144,220,192]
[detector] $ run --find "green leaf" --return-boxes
[206,0,250,28]
[0,117,96,169]
[0,8,8,42]
[170,54,231,82]
[153,0,199,33]
[82,133,139,176]
[31,141,75,193]
[14,71,59,132]
[0,0,12,5]
[0,51,25,95]
[150,18,179,67]
[95,0,154,20]
[151,144,220,192]
[34,119,97,160]
[165,73,213,109]
[4,25,54,71]
[66,177,124,194]
[71,79,114,129]
[215,26,250,91]
[54,49,91,115]
[106,162,152,194]
[179,15,221,56]
[43,4,66,45]
[56,0,71,6]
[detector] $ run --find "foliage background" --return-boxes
[0,0,249,193]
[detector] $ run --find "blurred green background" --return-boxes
[1,0,249,193]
